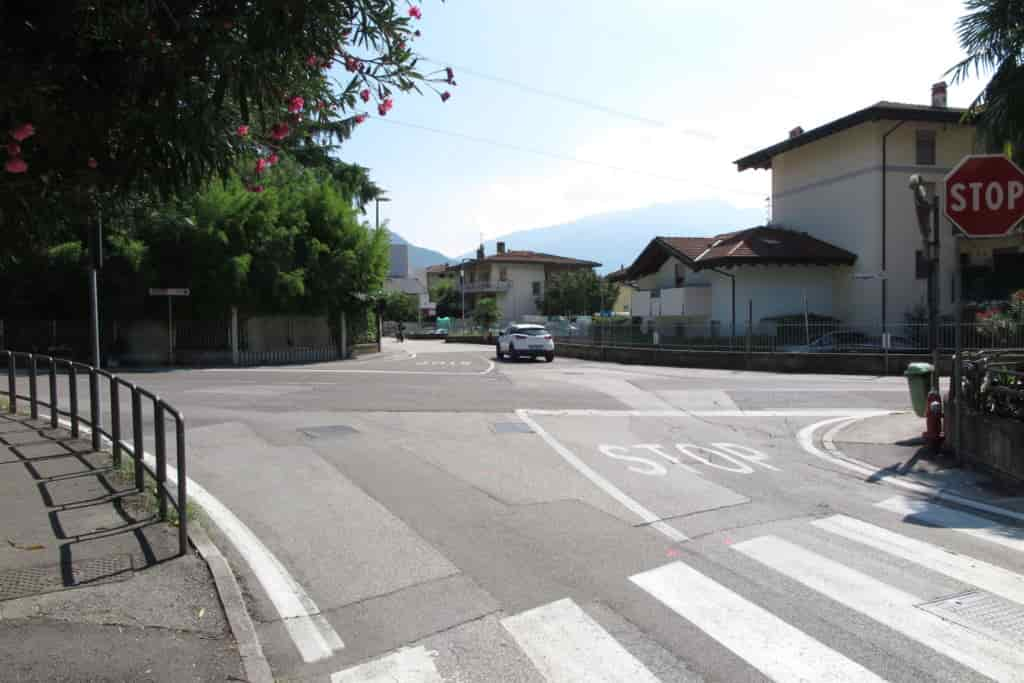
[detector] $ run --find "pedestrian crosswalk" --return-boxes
[330,496,1024,682]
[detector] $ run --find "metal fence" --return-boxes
[958,350,1024,421]
[1,350,188,556]
[554,320,1024,354]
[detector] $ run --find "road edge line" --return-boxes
[800,414,1024,524]
[45,411,344,663]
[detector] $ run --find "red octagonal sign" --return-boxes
[945,154,1024,237]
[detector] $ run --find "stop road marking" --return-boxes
[598,442,778,477]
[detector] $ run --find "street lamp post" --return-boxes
[374,195,390,231]
[910,174,941,392]
[458,257,473,332]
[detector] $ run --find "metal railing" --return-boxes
[957,350,1024,421]
[2,350,188,556]
[554,320,1024,354]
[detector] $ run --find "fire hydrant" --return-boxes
[923,390,944,451]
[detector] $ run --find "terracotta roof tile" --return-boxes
[695,226,856,267]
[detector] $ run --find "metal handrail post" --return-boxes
[131,388,144,491]
[28,354,38,420]
[68,363,79,437]
[154,402,167,520]
[175,415,187,556]
[49,358,58,428]
[89,369,101,451]
[110,380,121,467]
[6,352,15,413]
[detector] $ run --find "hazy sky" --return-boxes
[338,1,984,256]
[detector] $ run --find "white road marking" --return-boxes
[813,514,1024,605]
[630,561,885,683]
[796,416,1024,524]
[875,495,1024,553]
[524,408,896,418]
[202,363,494,376]
[51,414,344,663]
[734,535,1024,682]
[500,598,660,683]
[330,646,442,683]
[516,410,687,542]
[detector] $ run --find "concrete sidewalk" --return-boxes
[831,411,1024,512]
[0,412,242,682]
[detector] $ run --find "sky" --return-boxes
[338,0,985,257]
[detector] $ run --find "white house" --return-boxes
[735,83,1021,325]
[622,231,856,335]
[623,82,1023,333]
[452,242,600,322]
[385,243,432,317]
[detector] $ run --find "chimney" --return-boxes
[931,81,948,108]
[476,244,485,260]
[789,126,804,139]
[497,241,506,255]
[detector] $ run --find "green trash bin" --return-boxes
[904,362,934,418]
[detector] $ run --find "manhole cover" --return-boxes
[919,590,1024,644]
[492,422,533,434]
[300,425,358,439]
[0,555,133,601]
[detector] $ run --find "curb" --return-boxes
[190,521,274,683]
[800,414,1024,525]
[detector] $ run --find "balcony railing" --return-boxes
[461,280,513,293]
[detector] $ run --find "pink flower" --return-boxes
[268,153,280,165]
[4,157,27,174]
[355,114,367,124]
[345,56,359,72]
[270,123,290,140]
[6,142,20,157]
[306,55,319,67]
[237,124,249,137]
[440,91,451,102]
[247,184,264,193]
[446,67,454,84]
[287,96,304,113]
[409,6,422,19]
[87,157,98,169]
[10,123,35,142]
[360,89,371,103]
[255,158,268,174]
[382,98,393,112]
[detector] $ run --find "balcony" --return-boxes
[461,280,513,293]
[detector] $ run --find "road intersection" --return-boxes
[17,339,1023,682]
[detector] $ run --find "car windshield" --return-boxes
[514,327,549,336]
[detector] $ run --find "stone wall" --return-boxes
[553,342,952,376]
[948,404,1024,485]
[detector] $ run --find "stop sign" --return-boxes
[945,154,1024,237]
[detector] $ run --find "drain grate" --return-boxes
[300,424,358,439]
[919,590,1024,644]
[492,421,534,434]
[0,555,133,602]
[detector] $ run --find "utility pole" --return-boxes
[910,175,941,392]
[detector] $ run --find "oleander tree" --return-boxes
[1,0,456,235]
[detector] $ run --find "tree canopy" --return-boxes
[381,289,419,322]
[430,278,462,318]
[949,0,1024,150]
[471,297,499,330]
[2,1,454,231]
[539,270,619,316]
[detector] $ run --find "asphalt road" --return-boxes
[10,340,1024,682]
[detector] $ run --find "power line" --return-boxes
[368,116,765,197]
[420,56,720,142]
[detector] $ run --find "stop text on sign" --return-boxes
[947,180,1024,213]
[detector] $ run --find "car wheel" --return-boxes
[509,344,519,362]
[545,352,554,363]
[495,342,503,360]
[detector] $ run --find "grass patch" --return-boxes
[111,448,202,528]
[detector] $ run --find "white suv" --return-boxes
[496,324,555,362]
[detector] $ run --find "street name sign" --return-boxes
[944,154,1024,237]
[148,288,190,296]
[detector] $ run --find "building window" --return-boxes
[499,267,508,282]
[916,130,936,166]
[532,281,542,296]
[469,271,476,283]
[674,263,686,287]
